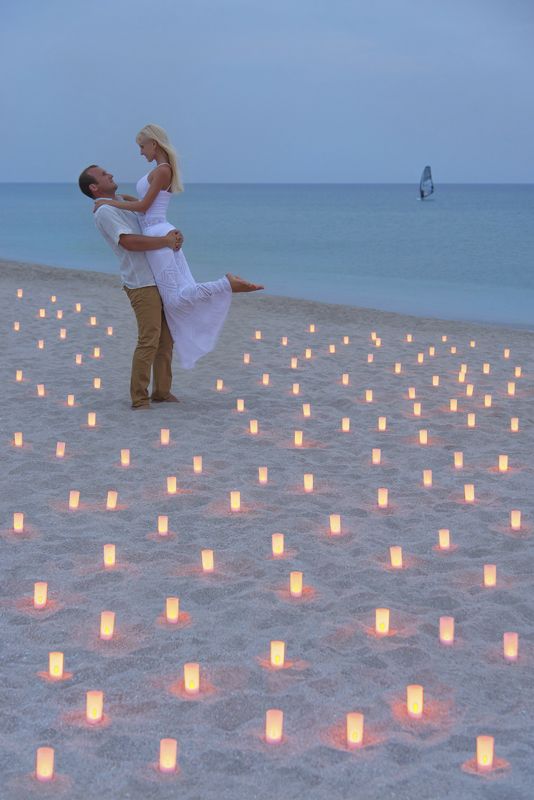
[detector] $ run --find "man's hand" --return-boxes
[165,230,184,251]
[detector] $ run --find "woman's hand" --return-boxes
[93,198,117,213]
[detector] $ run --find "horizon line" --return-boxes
[1,180,533,186]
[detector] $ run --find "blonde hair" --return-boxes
[136,123,183,193]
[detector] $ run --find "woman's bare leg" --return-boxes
[226,273,264,293]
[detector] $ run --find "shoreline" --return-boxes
[3,257,534,335]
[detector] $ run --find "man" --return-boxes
[78,165,181,409]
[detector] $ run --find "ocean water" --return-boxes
[1,183,533,326]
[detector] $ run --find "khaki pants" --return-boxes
[123,286,173,407]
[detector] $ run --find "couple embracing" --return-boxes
[78,123,263,409]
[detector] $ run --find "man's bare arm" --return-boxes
[119,231,183,252]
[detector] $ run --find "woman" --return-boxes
[94,124,263,369]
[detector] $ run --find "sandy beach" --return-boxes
[3,257,534,799]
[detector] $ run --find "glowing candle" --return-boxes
[484,394,492,408]
[365,389,373,403]
[100,611,115,640]
[90,316,97,326]
[476,736,494,771]
[158,515,168,535]
[423,469,433,487]
[230,491,241,511]
[309,324,315,333]
[438,529,451,550]
[394,362,402,374]
[103,544,116,568]
[432,375,440,387]
[378,416,387,432]
[14,431,23,447]
[467,413,476,428]
[466,383,474,397]
[86,690,104,724]
[159,739,178,773]
[282,334,289,344]
[107,326,113,335]
[302,403,311,418]
[406,333,413,342]
[37,338,44,348]
[35,747,54,782]
[515,366,522,378]
[265,709,283,743]
[375,338,381,348]
[367,353,374,363]
[75,354,82,365]
[93,377,101,389]
[236,398,245,412]
[39,308,46,318]
[464,484,475,503]
[377,487,388,508]
[160,428,170,445]
[216,378,224,391]
[329,344,336,354]
[166,597,180,624]
[87,412,96,427]
[201,549,214,572]
[429,345,435,356]
[59,328,67,340]
[303,473,314,493]
[255,330,262,340]
[329,513,341,534]
[34,582,48,609]
[270,640,285,668]
[249,419,258,435]
[408,387,416,399]
[498,454,509,473]
[510,509,521,531]
[292,383,300,395]
[371,331,377,341]
[417,352,424,364]
[290,571,303,598]
[341,417,350,432]
[511,417,519,432]
[507,381,515,396]
[454,451,463,469]
[389,546,403,568]
[69,490,80,510]
[458,371,465,384]
[262,373,270,386]
[375,607,390,636]
[75,302,82,312]
[193,455,203,474]
[14,321,20,331]
[243,352,251,364]
[441,334,447,342]
[294,430,303,447]
[406,685,423,719]
[48,652,64,679]
[483,564,496,587]
[167,476,177,495]
[259,467,268,485]
[120,448,130,467]
[13,512,24,533]
[93,347,101,359]
[372,448,381,465]
[16,369,23,382]
[346,712,364,747]
[419,429,428,445]
[272,533,284,556]
[17,288,23,298]
[503,632,518,662]
[413,402,421,416]
[451,345,457,353]
[37,384,45,397]
[106,490,118,510]
[439,616,455,645]
[341,373,349,386]
[305,349,312,360]
[184,662,200,695]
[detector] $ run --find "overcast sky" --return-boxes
[1,0,532,183]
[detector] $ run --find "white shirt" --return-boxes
[94,201,156,289]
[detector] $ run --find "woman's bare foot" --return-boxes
[226,273,264,293]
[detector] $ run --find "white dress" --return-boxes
[135,173,232,369]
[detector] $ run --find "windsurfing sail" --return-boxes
[419,165,434,199]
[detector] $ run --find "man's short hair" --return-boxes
[78,165,98,198]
